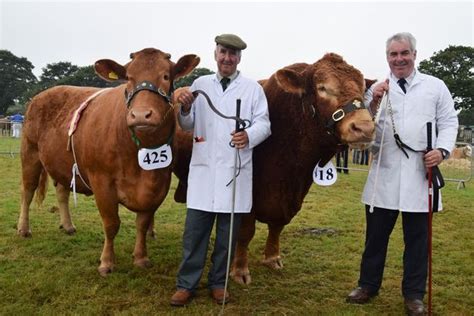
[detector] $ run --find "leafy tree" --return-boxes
[20,64,120,108]
[418,45,474,125]
[0,50,37,115]
[40,62,79,85]
[175,67,214,88]
[57,65,120,88]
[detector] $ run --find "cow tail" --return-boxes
[35,168,48,208]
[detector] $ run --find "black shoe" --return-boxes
[404,298,425,316]
[346,287,378,304]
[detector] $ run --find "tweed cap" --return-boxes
[215,34,247,50]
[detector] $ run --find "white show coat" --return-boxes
[178,73,271,213]
[362,70,458,212]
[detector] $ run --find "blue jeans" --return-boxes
[176,208,242,292]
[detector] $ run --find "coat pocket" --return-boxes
[190,141,209,166]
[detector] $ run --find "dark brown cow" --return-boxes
[172,53,375,284]
[17,48,199,276]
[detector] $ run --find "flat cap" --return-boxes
[215,33,247,50]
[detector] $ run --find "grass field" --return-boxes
[0,138,473,315]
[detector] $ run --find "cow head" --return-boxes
[95,48,200,146]
[275,53,375,149]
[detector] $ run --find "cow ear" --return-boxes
[94,59,127,82]
[173,55,200,80]
[275,68,305,96]
[364,78,377,92]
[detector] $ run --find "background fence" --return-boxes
[1,122,472,188]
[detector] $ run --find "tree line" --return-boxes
[0,46,472,124]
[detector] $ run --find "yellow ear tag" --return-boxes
[108,72,118,80]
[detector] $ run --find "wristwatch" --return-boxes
[438,148,449,160]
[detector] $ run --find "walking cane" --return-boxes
[220,99,242,314]
[426,122,433,315]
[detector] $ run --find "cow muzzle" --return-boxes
[338,118,375,149]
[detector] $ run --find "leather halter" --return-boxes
[325,99,365,135]
[124,80,173,108]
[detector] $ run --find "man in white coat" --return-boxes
[346,32,458,316]
[170,33,271,306]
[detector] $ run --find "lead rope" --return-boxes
[219,144,239,316]
[69,135,92,207]
[220,98,244,315]
[369,91,388,213]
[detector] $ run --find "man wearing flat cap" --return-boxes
[171,34,271,307]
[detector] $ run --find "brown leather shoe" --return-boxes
[210,288,230,304]
[404,298,425,316]
[170,289,193,307]
[346,287,378,304]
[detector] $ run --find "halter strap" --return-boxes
[325,99,365,134]
[125,80,173,108]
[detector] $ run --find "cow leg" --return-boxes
[262,224,284,270]
[55,182,76,235]
[133,211,154,269]
[231,213,256,285]
[17,145,43,237]
[94,190,120,277]
[146,213,156,240]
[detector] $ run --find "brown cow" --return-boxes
[172,53,375,284]
[17,48,199,276]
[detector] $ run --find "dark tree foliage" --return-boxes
[40,62,79,85]
[0,50,37,115]
[20,65,121,109]
[57,65,120,88]
[174,67,214,89]
[418,45,473,125]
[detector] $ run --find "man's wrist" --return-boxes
[437,148,449,160]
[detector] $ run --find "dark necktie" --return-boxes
[397,78,407,94]
[220,77,230,91]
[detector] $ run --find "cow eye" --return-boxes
[164,74,169,81]
[317,85,326,92]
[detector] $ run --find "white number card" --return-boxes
[138,144,172,170]
[313,160,337,186]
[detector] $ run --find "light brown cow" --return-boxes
[172,53,375,284]
[17,48,199,276]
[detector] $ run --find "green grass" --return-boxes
[1,139,473,315]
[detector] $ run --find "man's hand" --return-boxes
[173,87,195,113]
[370,79,389,114]
[424,149,444,168]
[231,130,249,149]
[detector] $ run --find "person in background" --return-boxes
[11,112,24,138]
[346,32,458,316]
[170,33,271,306]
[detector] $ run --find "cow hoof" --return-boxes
[17,229,32,238]
[262,256,283,270]
[230,270,252,285]
[134,258,153,269]
[98,266,113,277]
[59,225,77,235]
